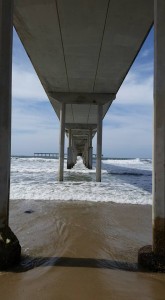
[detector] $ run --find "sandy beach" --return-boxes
[0,200,165,299]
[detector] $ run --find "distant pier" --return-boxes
[34,153,59,158]
[33,153,105,159]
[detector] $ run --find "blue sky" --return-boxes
[11,27,153,158]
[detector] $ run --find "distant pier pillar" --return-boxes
[84,142,88,168]
[69,129,72,148]
[58,103,66,181]
[67,129,73,169]
[138,0,165,272]
[96,105,103,182]
[88,129,93,169]
[0,0,21,268]
[72,143,77,166]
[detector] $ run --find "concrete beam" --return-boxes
[49,92,116,105]
[65,123,97,130]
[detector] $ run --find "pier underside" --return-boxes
[13,0,153,181]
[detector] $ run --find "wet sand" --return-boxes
[0,200,165,299]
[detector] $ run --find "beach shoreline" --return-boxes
[0,200,164,299]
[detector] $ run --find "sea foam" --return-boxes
[10,156,152,205]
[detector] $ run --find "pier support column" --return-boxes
[88,147,93,169]
[84,142,88,168]
[153,0,165,258]
[88,129,93,169]
[67,147,72,169]
[58,103,66,181]
[138,0,165,272]
[96,105,103,182]
[73,144,77,166]
[0,0,21,268]
[67,129,72,169]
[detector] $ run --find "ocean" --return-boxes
[10,156,152,204]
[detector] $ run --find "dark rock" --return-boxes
[0,227,21,270]
[24,209,34,214]
[138,245,165,272]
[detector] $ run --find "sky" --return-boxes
[11,27,154,158]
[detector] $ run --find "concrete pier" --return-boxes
[0,0,21,268]
[67,147,72,169]
[138,0,165,272]
[88,129,93,169]
[73,144,77,166]
[67,129,74,169]
[96,105,103,182]
[153,0,165,257]
[13,1,152,184]
[67,147,75,169]
[88,147,93,169]
[58,103,66,181]
[34,153,59,158]
[84,142,89,168]
[11,0,157,268]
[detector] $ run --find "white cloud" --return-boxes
[102,111,152,158]
[102,65,153,157]
[12,63,48,102]
[11,127,60,156]
[11,103,61,155]
[135,62,153,73]
[141,49,151,58]
[11,99,69,155]
[116,70,153,105]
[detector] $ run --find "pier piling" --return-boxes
[0,0,21,268]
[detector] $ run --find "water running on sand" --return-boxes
[0,157,164,299]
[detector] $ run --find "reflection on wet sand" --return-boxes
[13,256,138,273]
[0,200,165,300]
